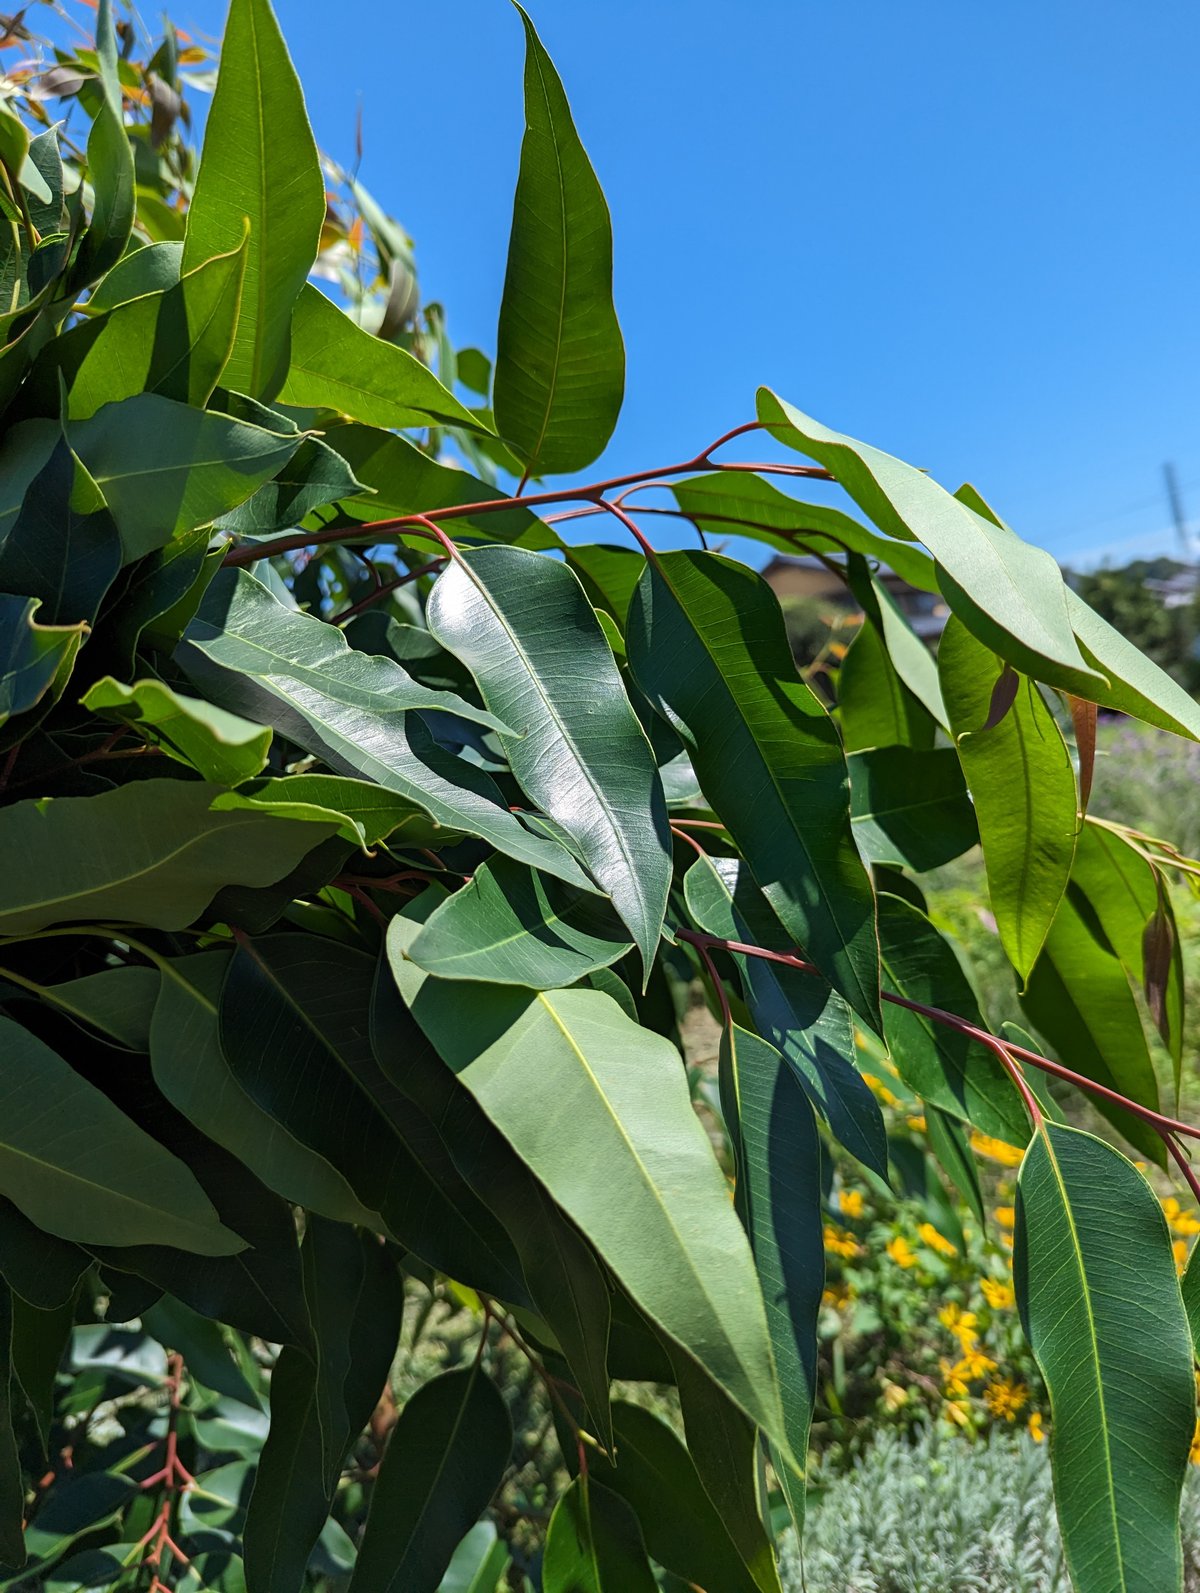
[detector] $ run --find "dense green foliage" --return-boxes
[1,4,1200,1591]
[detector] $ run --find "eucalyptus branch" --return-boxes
[219,424,833,570]
[675,927,1200,1159]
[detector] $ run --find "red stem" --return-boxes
[220,422,831,570]
[334,556,447,625]
[675,928,1200,1148]
[138,1352,192,1590]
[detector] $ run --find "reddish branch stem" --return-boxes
[137,1352,192,1591]
[220,422,831,570]
[334,556,447,625]
[675,928,1200,1160]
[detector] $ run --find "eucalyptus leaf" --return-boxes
[493,7,624,476]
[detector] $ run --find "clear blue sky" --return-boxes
[91,2,1200,565]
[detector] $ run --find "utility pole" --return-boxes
[1164,462,1190,561]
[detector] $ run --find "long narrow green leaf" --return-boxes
[427,548,671,969]
[1015,1123,1194,1593]
[349,1366,512,1593]
[628,549,880,1026]
[0,437,120,626]
[758,391,1107,692]
[0,397,301,562]
[493,6,624,476]
[0,780,336,937]
[718,1022,821,1531]
[150,951,378,1229]
[586,1403,763,1593]
[388,915,790,1458]
[179,569,593,889]
[30,235,247,419]
[407,856,632,988]
[939,616,1078,981]
[878,892,1028,1145]
[1021,859,1163,1163]
[0,1015,242,1255]
[182,0,324,397]
[73,0,134,287]
[82,677,271,784]
[278,284,481,432]
[0,596,85,727]
[543,1477,657,1593]
[684,853,886,1177]
[670,471,938,590]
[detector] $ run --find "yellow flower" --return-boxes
[918,1222,957,1259]
[823,1224,863,1261]
[984,1378,1029,1421]
[839,1188,865,1220]
[993,1205,1016,1229]
[906,1114,927,1134]
[821,1283,851,1311]
[862,1073,901,1109]
[1028,1411,1045,1444]
[944,1399,971,1428]
[1164,1197,1200,1237]
[970,1133,1024,1168]
[1191,1417,1200,1466]
[938,1304,979,1347]
[940,1358,970,1398]
[886,1235,916,1269]
[955,1348,998,1382]
[981,1278,1015,1311]
[1174,1238,1190,1276]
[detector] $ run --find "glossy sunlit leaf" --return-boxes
[349,1366,512,1593]
[0,595,86,726]
[427,547,671,969]
[82,677,271,784]
[0,1014,241,1254]
[87,241,183,311]
[939,616,1078,981]
[0,780,336,936]
[684,853,886,1176]
[407,856,632,987]
[182,0,324,397]
[877,892,1028,1145]
[758,390,1104,693]
[718,1022,821,1530]
[1015,1123,1194,1593]
[628,550,880,1025]
[30,234,247,418]
[493,6,624,476]
[389,915,790,1454]
[178,568,592,887]
[848,746,978,872]
[0,437,120,626]
[0,397,301,562]
[543,1477,657,1593]
[278,285,480,432]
